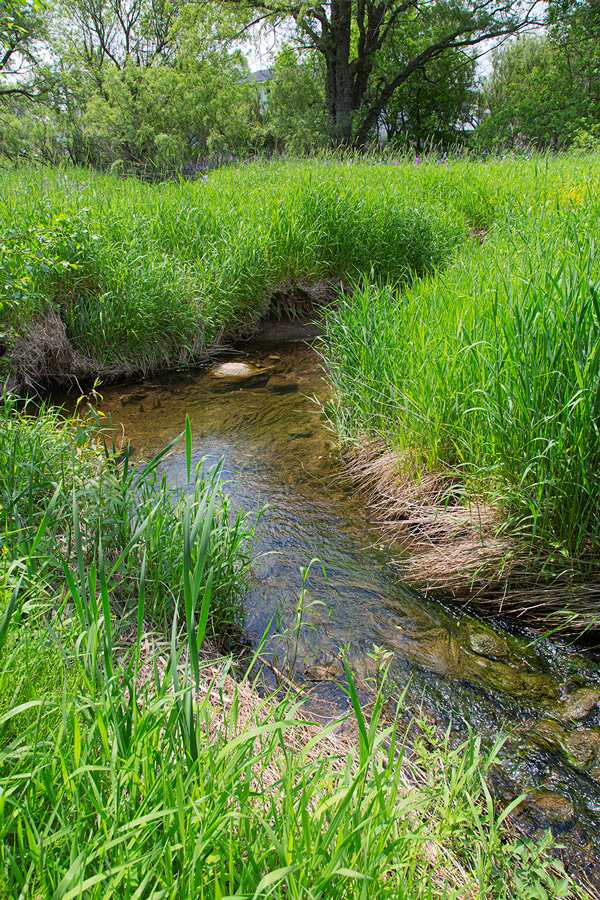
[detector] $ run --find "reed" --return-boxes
[321,155,600,607]
[4,151,600,609]
[0,159,464,384]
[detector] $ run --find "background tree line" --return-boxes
[0,0,599,171]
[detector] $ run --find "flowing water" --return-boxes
[83,332,600,886]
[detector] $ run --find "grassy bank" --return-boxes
[2,153,600,621]
[0,160,463,386]
[0,402,584,898]
[321,155,600,626]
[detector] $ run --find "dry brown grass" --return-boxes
[6,308,93,391]
[342,443,600,634]
[127,638,595,899]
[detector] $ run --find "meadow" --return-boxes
[1,155,599,895]
[2,153,599,621]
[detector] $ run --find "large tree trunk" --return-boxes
[323,0,354,144]
[229,0,535,149]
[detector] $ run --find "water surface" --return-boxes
[90,338,600,885]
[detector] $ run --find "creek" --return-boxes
[86,330,600,887]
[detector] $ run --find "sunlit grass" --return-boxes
[0,404,582,899]
[322,153,600,581]
[0,158,465,374]
[3,151,600,589]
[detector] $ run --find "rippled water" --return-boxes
[83,336,600,886]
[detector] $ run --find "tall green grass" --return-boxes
[0,393,254,645]
[0,159,465,377]
[0,406,580,899]
[4,151,600,583]
[322,156,600,576]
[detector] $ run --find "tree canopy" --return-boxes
[478,0,600,148]
[222,0,540,145]
[2,0,599,162]
[0,0,47,97]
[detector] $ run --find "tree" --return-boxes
[223,0,540,146]
[34,0,257,168]
[477,2,600,150]
[477,36,568,148]
[0,0,47,98]
[373,17,477,150]
[264,45,331,150]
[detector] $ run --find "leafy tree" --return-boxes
[31,0,259,169]
[0,0,48,97]
[373,18,477,151]
[477,25,600,148]
[221,0,540,147]
[476,0,600,149]
[76,53,256,168]
[264,45,331,151]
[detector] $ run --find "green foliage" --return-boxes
[478,11,600,150]
[0,462,581,897]
[73,52,256,170]
[0,268,590,900]
[264,46,331,152]
[0,201,96,327]
[0,161,464,375]
[0,394,254,646]
[0,0,47,83]
[5,153,600,590]
[321,152,600,580]
[372,15,477,151]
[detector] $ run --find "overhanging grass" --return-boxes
[0,159,465,380]
[4,152,600,610]
[321,155,600,608]
[0,394,254,646]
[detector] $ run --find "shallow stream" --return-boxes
[86,333,600,886]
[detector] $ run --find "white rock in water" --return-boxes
[212,362,256,378]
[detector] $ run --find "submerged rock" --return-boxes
[212,362,257,379]
[267,374,299,393]
[304,663,342,682]
[522,790,576,828]
[558,688,600,723]
[565,729,600,769]
[211,361,276,383]
[526,718,600,770]
[120,390,148,405]
[466,624,510,661]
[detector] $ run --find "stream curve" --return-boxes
[82,335,600,888]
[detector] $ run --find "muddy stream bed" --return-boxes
[76,332,600,886]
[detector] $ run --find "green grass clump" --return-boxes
[322,153,600,581]
[4,151,600,592]
[0,422,579,896]
[0,160,465,376]
[0,393,254,646]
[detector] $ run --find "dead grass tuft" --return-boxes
[268,279,345,317]
[7,308,94,390]
[342,443,600,634]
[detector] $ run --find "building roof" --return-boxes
[247,69,273,84]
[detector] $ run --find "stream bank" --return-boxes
[69,328,600,890]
